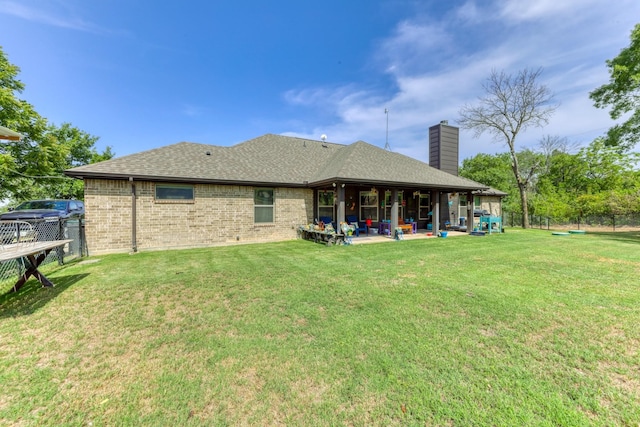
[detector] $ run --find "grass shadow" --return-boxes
[0,273,89,318]
[587,230,640,244]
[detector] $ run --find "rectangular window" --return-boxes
[254,188,274,223]
[384,191,404,220]
[474,196,481,208]
[359,191,379,222]
[155,184,194,201]
[317,190,335,222]
[459,195,468,220]
[419,194,431,220]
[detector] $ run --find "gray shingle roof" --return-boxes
[475,187,509,196]
[65,134,489,191]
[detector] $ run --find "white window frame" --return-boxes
[474,196,481,209]
[359,191,379,222]
[254,188,274,223]
[317,190,335,222]
[419,194,431,220]
[384,190,404,221]
[458,194,468,220]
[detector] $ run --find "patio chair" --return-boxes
[346,215,368,236]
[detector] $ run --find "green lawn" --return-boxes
[1,229,638,426]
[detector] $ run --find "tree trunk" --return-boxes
[508,141,530,229]
[519,183,529,228]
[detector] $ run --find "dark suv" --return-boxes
[0,199,85,221]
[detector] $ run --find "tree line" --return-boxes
[458,24,640,227]
[459,138,640,223]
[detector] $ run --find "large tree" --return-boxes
[527,137,639,222]
[0,46,112,202]
[460,149,544,217]
[590,24,640,151]
[458,68,557,228]
[459,152,518,210]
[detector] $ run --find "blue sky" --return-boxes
[1,0,638,163]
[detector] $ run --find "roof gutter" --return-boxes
[64,171,313,188]
[65,172,489,192]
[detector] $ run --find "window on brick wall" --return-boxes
[155,184,194,202]
[254,188,274,223]
[317,190,335,222]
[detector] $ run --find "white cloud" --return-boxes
[282,1,639,163]
[454,1,485,24]
[499,0,600,22]
[283,84,371,109]
[0,0,125,35]
[376,19,452,75]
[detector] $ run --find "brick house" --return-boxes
[65,125,502,254]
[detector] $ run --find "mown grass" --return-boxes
[0,229,638,426]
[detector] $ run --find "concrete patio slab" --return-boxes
[348,229,467,244]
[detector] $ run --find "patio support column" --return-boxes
[467,191,473,234]
[390,188,399,232]
[337,184,346,226]
[431,190,440,233]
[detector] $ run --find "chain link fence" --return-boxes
[503,212,640,231]
[0,219,86,291]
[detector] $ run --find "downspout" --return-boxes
[130,177,137,253]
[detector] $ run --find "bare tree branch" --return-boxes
[458,68,558,228]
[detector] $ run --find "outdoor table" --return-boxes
[401,222,417,234]
[0,240,72,292]
[378,222,391,236]
[378,221,416,235]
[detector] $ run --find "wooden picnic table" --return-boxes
[0,240,72,292]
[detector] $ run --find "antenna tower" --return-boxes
[384,108,391,151]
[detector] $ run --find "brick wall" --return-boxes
[84,179,314,254]
[478,196,502,217]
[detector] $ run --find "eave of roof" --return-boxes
[474,187,509,196]
[65,134,489,191]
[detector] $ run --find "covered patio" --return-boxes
[347,228,468,245]
[312,182,484,239]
